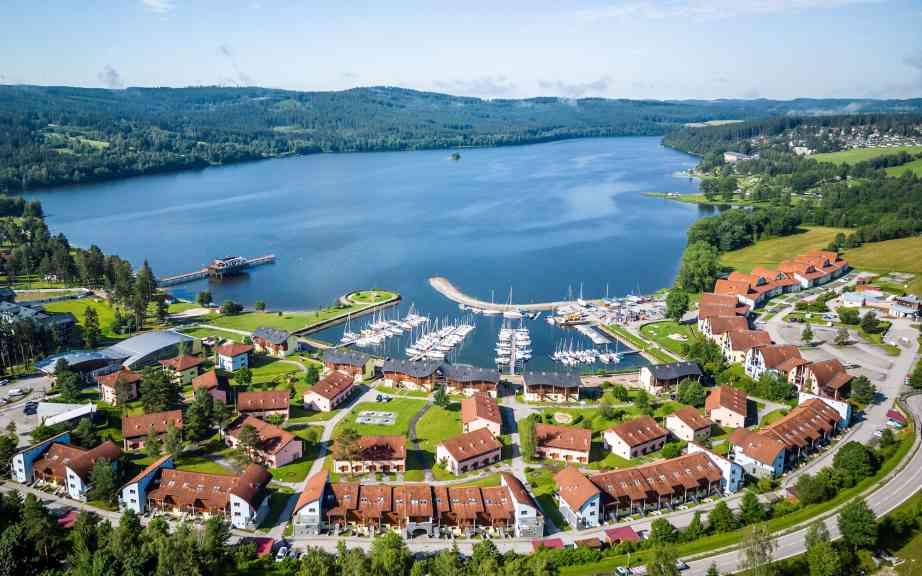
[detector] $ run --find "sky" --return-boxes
[1,0,920,100]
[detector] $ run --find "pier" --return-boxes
[157,254,276,287]
[429,277,600,312]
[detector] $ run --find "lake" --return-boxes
[31,136,708,372]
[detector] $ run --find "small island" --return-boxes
[449,152,461,161]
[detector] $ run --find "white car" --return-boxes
[275,547,289,562]
[6,388,25,397]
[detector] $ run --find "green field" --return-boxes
[886,158,922,177]
[639,321,692,356]
[346,290,397,304]
[178,326,246,343]
[812,145,922,165]
[207,305,368,333]
[14,289,85,302]
[333,398,427,437]
[43,297,129,340]
[720,226,850,272]
[270,427,322,482]
[845,235,922,296]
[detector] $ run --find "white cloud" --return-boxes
[97,65,124,89]
[574,0,885,21]
[433,75,517,98]
[537,76,611,98]
[142,0,175,13]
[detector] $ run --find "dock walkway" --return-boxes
[429,277,597,312]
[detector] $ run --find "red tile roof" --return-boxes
[215,343,254,358]
[605,526,640,543]
[668,406,712,431]
[724,330,772,352]
[159,355,203,371]
[437,428,502,462]
[461,393,502,426]
[122,410,183,440]
[96,369,142,388]
[706,385,747,418]
[555,465,601,511]
[606,415,668,447]
[225,415,299,455]
[237,390,290,412]
[304,371,354,401]
[535,423,591,453]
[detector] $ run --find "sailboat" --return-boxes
[503,287,522,319]
[482,289,499,316]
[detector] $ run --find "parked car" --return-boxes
[615,568,633,576]
[6,388,25,397]
[0,379,9,386]
[275,547,289,562]
[676,560,689,571]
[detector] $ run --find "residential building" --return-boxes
[714,278,763,308]
[96,368,142,405]
[803,359,853,400]
[798,392,852,429]
[697,302,751,325]
[381,359,444,392]
[223,415,303,468]
[522,371,581,403]
[534,423,591,464]
[215,342,253,372]
[603,416,668,460]
[699,315,750,340]
[121,461,271,529]
[589,450,742,519]
[11,432,122,501]
[554,465,602,529]
[159,355,204,385]
[444,364,501,397]
[121,410,183,451]
[0,301,76,333]
[322,349,373,381]
[333,435,406,474]
[841,292,867,308]
[461,393,502,436]
[705,385,748,428]
[887,410,908,429]
[744,344,805,381]
[728,428,787,477]
[191,369,231,404]
[604,526,641,546]
[719,329,773,364]
[303,371,355,412]
[291,470,543,538]
[435,428,503,475]
[666,406,712,443]
[724,151,753,163]
[639,362,702,396]
[237,390,290,420]
[252,327,298,358]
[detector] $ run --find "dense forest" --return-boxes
[2,84,922,192]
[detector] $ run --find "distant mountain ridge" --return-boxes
[2,84,921,193]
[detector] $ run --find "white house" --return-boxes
[303,371,355,412]
[554,465,601,529]
[215,342,253,372]
[435,428,502,475]
[501,473,545,538]
[665,406,712,443]
[687,443,744,494]
[603,416,668,460]
[292,470,328,535]
[728,428,786,478]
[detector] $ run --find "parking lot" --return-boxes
[0,374,55,447]
[355,411,396,426]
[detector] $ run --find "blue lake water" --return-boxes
[30,136,711,372]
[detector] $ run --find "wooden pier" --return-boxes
[157,254,276,287]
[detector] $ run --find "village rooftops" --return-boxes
[122,410,183,439]
[534,423,591,452]
[606,415,668,447]
[697,302,750,319]
[706,385,747,417]
[252,327,292,345]
[729,428,786,466]
[33,440,121,481]
[340,435,407,461]
[294,469,329,513]
[714,279,756,298]
[147,463,270,509]
[699,293,741,307]
[323,349,371,367]
[669,406,712,431]
[191,369,227,391]
[461,393,502,426]
[554,465,601,511]
[226,415,298,455]
[96,369,142,388]
[808,359,853,392]
[724,330,773,352]
[501,473,541,510]
[762,399,841,449]
[755,345,804,369]
[590,450,723,501]
[159,355,204,371]
[443,363,500,384]
[438,428,502,462]
[648,362,702,382]
[381,358,442,378]
[215,342,254,357]
[522,371,581,388]
[308,371,354,401]
[237,390,290,412]
[706,316,750,335]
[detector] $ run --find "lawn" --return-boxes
[173,453,236,475]
[270,427,322,482]
[603,324,676,364]
[347,290,397,304]
[639,320,692,356]
[332,398,428,437]
[208,302,380,334]
[43,297,128,340]
[15,289,85,302]
[258,492,294,533]
[759,408,789,427]
[719,226,850,273]
[845,236,922,296]
[812,146,922,165]
[374,385,430,398]
[287,404,339,424]
[167,302,202,314]
[414,402,465,479]
[525,465,569,531]
[178,326,246,343]
[247,356,303,388]
[886,158,922,177]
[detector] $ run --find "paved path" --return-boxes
[406,402,434,481]
[429,276,593,312]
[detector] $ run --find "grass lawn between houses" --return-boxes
[603,324,676,364]
[414,402,463,479]
[332,398,428,438]
[719,226,850,273]
[43,297,130,340]
[525,465,570,531]
[270,426,322,483]
[812,145,922,165]
[639,320,693,356]
[178,326,246,343]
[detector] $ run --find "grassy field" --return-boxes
[759,408,789,427]
[603,324,676,364]
[886,158,922,177]
[246,356,303,388]
[844,235,922,296]
[333,398,427,437]
[812,146,922,165]
[415,402,463,473]
[525,466,569,530]
[14,289,85,302]
[178,326,246,343]
[720,226,850,273]
[208,299,387,333]
[347,290,397,303]
[639,321,692,356]
[43,297,129,340]
[270,427,322,482]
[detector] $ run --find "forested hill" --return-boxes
[2,84,922,192]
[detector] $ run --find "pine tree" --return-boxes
[88,459,117,505]
[433,386,450,408]
[164,420,182,457]
[740,491,766,525]
[83,306,100,348]
[72,417,99,448]
[144,426,161,459]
